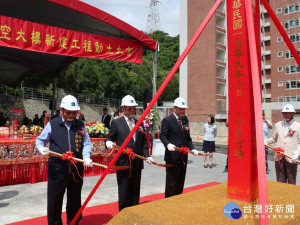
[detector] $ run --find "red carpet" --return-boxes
[8,182,220,225]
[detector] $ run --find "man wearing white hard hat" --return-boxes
[106,95,151,211]
[36,95,92,225]
[160,97,200,198]
[265,104,300,184]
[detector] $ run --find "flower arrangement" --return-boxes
[142,109,158,134]
[86,121,109,138]
[142,109,158,155]
[30,126,43,136]
[19,125,29,134]
[287,128,295,137]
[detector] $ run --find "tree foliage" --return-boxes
[23,30,179,104]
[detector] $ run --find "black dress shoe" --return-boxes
[209,165,212,168]
[204,165,208,168]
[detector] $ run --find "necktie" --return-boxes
[177,118,182,130]
[128,119,136,141]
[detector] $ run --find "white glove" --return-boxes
[191,149,200,155]
[167,143,176,151]
[38,147,49,156]
[83,158,93,167]
[292,154,299,164]
[264,140,268,146]
[146,157,154,164]
[106,141,114,149]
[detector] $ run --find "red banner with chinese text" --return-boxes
[227,0,259,202]
[0,15,143,64]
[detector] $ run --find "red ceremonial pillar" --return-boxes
[227,0,259,202]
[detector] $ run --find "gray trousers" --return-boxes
[275,157,298,185]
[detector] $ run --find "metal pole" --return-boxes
[152,47,158,110]
[51,76,57,118]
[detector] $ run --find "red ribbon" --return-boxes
[179,146,189,155]
[274,147,284,166]
[274,147,284,157]
[146,130,151,156]
[123,148,135,159]
[62,151,76,164]
[123,148,135,178]
[178,146,189,165]
[62,151,83,181]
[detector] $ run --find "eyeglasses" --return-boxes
[124,107,136,112]
[64,111,77,115]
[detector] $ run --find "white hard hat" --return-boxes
[173,97,188,108]
[121,95,138,106]
[60,95,80,111]
[282,104,296,113]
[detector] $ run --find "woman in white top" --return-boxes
[202,115,217,168]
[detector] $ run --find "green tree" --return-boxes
[22,30,179,104]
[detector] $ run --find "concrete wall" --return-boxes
[4,99,117,123]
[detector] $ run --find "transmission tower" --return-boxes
[146,0,161,34]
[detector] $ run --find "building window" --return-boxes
[278,51,283,57]
[285,3,300,14]
[278,66,283,72]
[279,96,284,102]
[285,80,300,89]
[278,81,283,86]
[276,8,282,14]
[285,6,289,14]
[290,34,296,42]
[291,96,297,102]
[285,49,300,59]
[286,96,291,102]
[286,66,290,74]
[285,21,289,29]
[285,65,300,74]
[278,37,282,42]
[284,18,300,29]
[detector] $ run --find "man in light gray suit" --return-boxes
[265,104,300,184]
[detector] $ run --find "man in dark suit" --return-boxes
[160,97,199,198]
[102,108,111,129]
[105,95,153,211]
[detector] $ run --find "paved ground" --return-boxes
[0,141,296,225]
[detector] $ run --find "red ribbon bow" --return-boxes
[178,146,189,165]
[179,146,189,155]
[124,148,135,159]
[274,147,284,157]
[274,147,284,166]
[62,151,76,164]
[61,151,83,182]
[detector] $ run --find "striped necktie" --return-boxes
[128,119,136,141]
[177,117,183,130]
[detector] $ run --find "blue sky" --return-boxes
[80,0,180,37]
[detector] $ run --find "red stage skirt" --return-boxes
[0,138,114,186]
